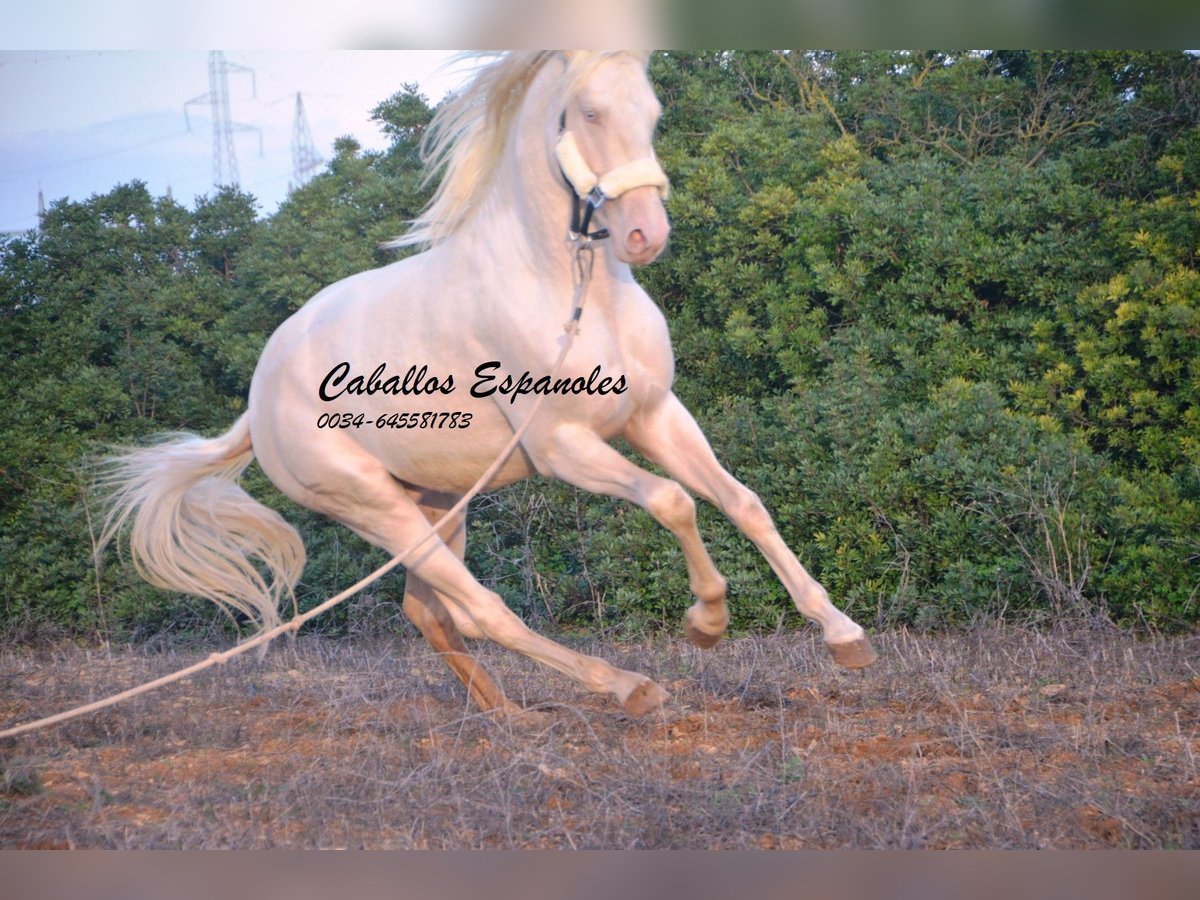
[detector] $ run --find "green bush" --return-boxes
[3,55,1198,639]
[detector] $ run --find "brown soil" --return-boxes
[1,625,1197,848]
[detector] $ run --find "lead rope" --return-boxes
[0,243,598,740]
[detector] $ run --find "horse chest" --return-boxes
[600,295,675,407]
[546,308,667,428]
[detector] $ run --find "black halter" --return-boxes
[558,111,610,243]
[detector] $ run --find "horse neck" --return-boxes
[464,63,607,285]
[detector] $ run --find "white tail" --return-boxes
[96,413,305,632]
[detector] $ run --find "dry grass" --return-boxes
[1,623,1197,848]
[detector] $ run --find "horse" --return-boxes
[99,51,876,719]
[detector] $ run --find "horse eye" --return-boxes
[582,108,598,123]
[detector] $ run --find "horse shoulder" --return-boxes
[611,283,675,405]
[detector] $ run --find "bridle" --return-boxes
[554,109,670,243]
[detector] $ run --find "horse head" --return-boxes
[555,53,671,266]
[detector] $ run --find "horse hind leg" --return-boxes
[403,578,521,714]
[324,464,668,716]
[402,493,517,714]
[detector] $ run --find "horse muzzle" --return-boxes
[610,185,670,265]
[555,130,670,263]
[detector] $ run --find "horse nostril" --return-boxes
[628,229,647,250]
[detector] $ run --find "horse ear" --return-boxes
[557,51,580,70]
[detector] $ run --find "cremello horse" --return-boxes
[101,51,876,718]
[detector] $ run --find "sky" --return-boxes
[0,51,469,234]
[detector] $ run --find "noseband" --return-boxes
[555,110,670,243]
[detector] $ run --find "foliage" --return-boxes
[2,54,1198,641]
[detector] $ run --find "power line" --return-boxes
[0,51,135,68]
[0,128,191,183]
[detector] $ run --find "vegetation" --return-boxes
[3,627,1198,847]
[2,53,1198,640]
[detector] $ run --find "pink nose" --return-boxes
[624,222,669,263]
[613,185,670,264]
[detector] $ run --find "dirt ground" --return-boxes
[1,624,1197,848]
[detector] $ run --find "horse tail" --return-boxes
[96,413,305,632]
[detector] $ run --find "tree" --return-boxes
[3,54,1199,638]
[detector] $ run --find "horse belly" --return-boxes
[351,365,638,491]
[357,399,538,493]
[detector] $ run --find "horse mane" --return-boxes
[388,51,640,250]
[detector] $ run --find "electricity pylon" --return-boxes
[184,51,262,189]
[290,92,323,191]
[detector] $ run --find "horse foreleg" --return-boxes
[625,393,877,668]
[535,422,731,648]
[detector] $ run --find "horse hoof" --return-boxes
[684,620,723,649]
[827,636,878,669]
[501,705,554,729]
[683,604,726,649]
[622,679,669,717]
